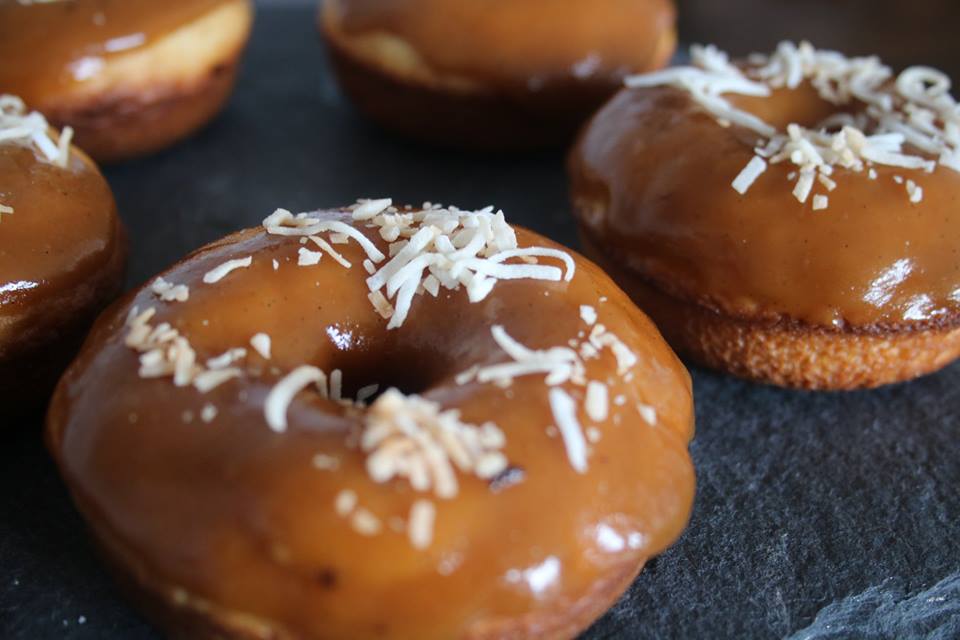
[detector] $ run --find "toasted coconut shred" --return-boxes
[0,94,74,216]
[151,277,189,302]
[263,200,575,329]
[123,201,658,551]
[625,42,960,208]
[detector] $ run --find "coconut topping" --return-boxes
[206,348,246,370]
[201,404,218,423]
[408,499,436,550]
[626,42,960,208]
[262,201,575,330]
[0,94,72,169]
[362,388,508,499]
[458,314,642,474]
[264,365,327,432]
[250,333,272,359]
[549,388,588,474]
[579,305,598,326]
[125,307,240,394]
[202,256,252,284]
[151,277,190,303]
[297,247,322,266]
[309,235,352,268]
[0,94,75,213]
[585,381,609,422]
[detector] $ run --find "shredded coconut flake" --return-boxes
[408,499,436,550]
[297,247,322,266]
[250,333,271,359]
[351,197,393,221]
[206,348,246,370]
[906,179,924,203]
[309,235,352,268]
[732,155,768,194]
[151,277,189,302]
[312,453,340,470]
[351,508,382,536]
[580,305,598,326]
[585,381,609,422]
[812,194,829,211]
[193,368,241,393]
[549,388,589,474]
[335,489,357,516]
[638,403,658,425]
[264,365,326,433]
[201,403,218,423]
[203,256,252,283]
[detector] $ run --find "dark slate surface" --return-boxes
[2,6,959,639]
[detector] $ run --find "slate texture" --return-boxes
[1,6,958,639]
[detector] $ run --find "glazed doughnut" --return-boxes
[569,42,960,389]
[47,200,694,639]
[0,95,125,418]
[0,0,253,163]
[320,0,677,150]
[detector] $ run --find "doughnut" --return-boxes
[0,0,254,163]
[0,95,125,418]
[47,200,694,638]
[320,0,677,150]
[569,41,960,389]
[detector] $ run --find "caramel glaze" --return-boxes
[569,84,960,331]
[327,0,676,95]
[47,212,695,639]
[0,142,125,413]
[0,0,233,107]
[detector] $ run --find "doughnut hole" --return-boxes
[321,325,463,400]
[731,81,841,130]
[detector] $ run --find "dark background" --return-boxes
[2,3,959,639]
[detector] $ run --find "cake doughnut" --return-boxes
[0,0,254,163]
[320,0,677,150]
[569,41,960,389]
[0,95,125,418]
[47,200,695,638]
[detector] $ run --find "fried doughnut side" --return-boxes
[578,231,960,390]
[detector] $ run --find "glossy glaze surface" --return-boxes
[570,85,960,329]
[0,0,233,105]
[327,0,675,90]
[0,143,118,311]
[48,211,695,638]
